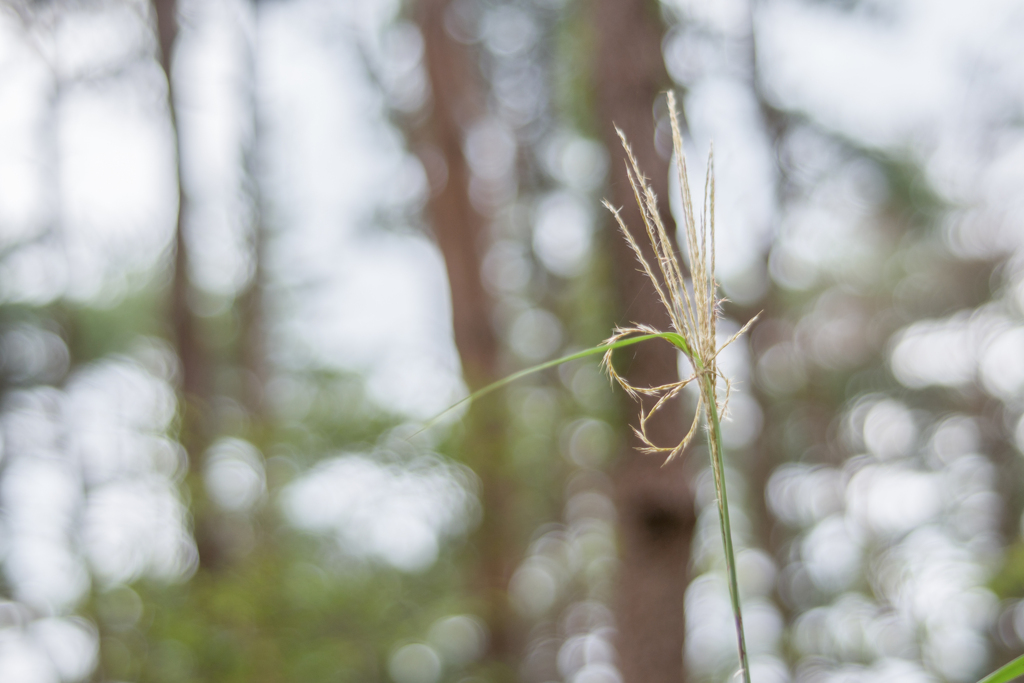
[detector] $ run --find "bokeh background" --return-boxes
[1,0,1024,682]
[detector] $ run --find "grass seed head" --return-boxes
[601,91,758,464]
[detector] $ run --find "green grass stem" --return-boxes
[701,366,750,683]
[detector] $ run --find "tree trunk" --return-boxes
[238,0,267,420]
[591,2,696,682]
[154,0,208,428]
[153,0,224,570]
[412,0,520,675]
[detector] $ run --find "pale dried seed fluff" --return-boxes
[600,91,757,464]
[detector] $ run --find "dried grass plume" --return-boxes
[600,91,758,464]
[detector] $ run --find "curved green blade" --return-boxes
[408,332,686,439]
[978,654,1024,683]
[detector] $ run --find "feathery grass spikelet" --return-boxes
[599,91,757,464]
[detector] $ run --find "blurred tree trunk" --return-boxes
[154,0,208,419]
[153,0,224,570]
[412,0,520,676]
[237,201,267,420]
[238,0,267,421]
[591,2,696,682]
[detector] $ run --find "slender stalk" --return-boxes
[701,367,750,683]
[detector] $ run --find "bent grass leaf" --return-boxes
[412,332,681,438]
[977,654,1024,683]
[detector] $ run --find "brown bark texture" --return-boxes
[592,2,696,682]
[412,0,520,675]
[238,1,267,420]
[154,0,209,415]
[153,0,225,570]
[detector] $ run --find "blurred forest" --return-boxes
[0,1,1023,683]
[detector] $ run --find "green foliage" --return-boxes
[131,548,429,683]
[58,283,167,363]
[990,543,1024,599]
[552,1,598,137]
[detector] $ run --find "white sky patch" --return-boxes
[758,0,956,148]
[758,0,1024,237]
[30,617,98,683]
[0,21,50,243]
[0,628,60,683]
[0,453,89,613]
[685,573,743,674]
[203,438,266,512]
[0,347,195,601]
[891,315,977,388]
[667,0,752,37]
[60,81,174,259]
[281,231,463,418]
[846,465,942,536]
[255,0,462,419]
[82,476,195,585]
[890,309,1019,395]
[532,190,594,278]
[281,453,479,573]
[0,6,175,307]
[979,327,1024,399]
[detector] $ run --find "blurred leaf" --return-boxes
[990,543,1024,599]
[977,654,1024,683]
